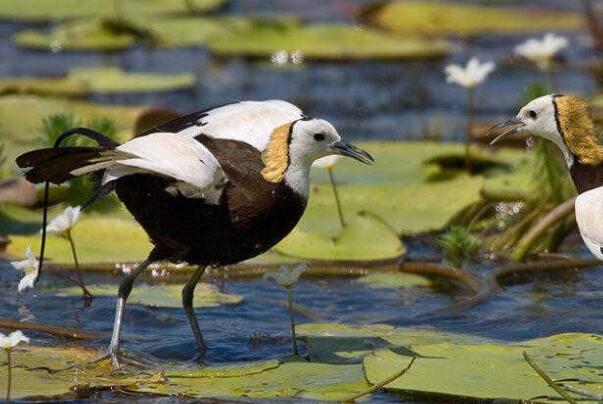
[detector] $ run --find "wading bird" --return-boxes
[16,100,373,366]
[489,94,603,260]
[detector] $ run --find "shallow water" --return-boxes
[1,0,603,401]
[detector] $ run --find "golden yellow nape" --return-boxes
[261,122,292,183]
[555,95,603,165]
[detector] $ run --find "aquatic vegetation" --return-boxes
[0,95,142,158]
[313,155,345,228]
[356,272,431,289]
[264,265,306,354]
[515,33,569,72]
[0,68,195,97]
[10,246,39,292]
[363,1,582,37]
[438,226,480,269]
[276,211,405,261]
[44,206,92,303]
[209,22,451,61]
[445,58,495,171]
[0,0,224,21]
[0,331,29,401]
[55,283,242,308]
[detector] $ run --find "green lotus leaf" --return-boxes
[0,345,163,400]
[363,333,603,401]
[6,209,152,264]
[275,211,405,261]
[356,272,431,289]
[209,23,450,61]
[0,95,142,158]
[364,1,582,37]
[0,68,195,97]
[166,359,281,378]
[139,360,369,400]
[297,323,498,363]
[54,283,243,308]
[0,0,224,21]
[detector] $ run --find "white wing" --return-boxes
[103,132,225,203]
[172,100,304,151]
[575,187,603,260]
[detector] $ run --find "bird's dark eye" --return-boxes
[528,110,537,119]
[313,133,325,142]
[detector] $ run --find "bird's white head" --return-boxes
[489,94,603,168]
[261,117,373,197]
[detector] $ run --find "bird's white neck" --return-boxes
[284,159,311,199]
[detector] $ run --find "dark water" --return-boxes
[1,0,603,402]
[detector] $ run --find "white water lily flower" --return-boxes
[0,331,29,349]
[11,246,39,292]
[44,206,81,237]
[264,265,306,288]
[313,155,341,169]
[514,33,568,70]
[290,50,304,65]
[445,58,495,89]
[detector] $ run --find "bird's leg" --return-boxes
[104,257,155,368]
[182,265,208,360]
[50,256,156,373]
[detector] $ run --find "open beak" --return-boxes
[488,116,525,145]
[330,140,374,165]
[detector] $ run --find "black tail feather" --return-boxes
[18,127,119,289]
[17,147,106,184]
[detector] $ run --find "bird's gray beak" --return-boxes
[488,116,525,145]
[330,140,374,165]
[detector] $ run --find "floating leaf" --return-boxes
[363,334,603,401]
[7,209,152,263]
[54,283,243,308]
[140,360,369,400]
[0,345,163,400]
[276,211,405,261]
[0,0,224,21]
[209,23,450,61]
[0,95,141,157]
[0,68,195,96]
[363,1,581,37]
[356,273,431,289]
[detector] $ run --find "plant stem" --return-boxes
[522,351,577,404]
[67,233,93,305]
[511,197,576,262]
[342,356,416,403]
[287,287,298,355]
[5,349,11,402]
[327,168,345,229]
[465,87,475,173]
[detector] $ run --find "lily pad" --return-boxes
[14,16,243,51]
[0,0,224,21]
[0,345,163,400]
[209,22,450,61]
[0,68,195,97]
[363,333,603,402]
[357,273,431,289]
[141,359,370,400]
[54,283,243,308]
[0,95,142,158]
[363,1,582,37]
[16,19,136,51]
[5,205,152,264]
[275,211,405,261]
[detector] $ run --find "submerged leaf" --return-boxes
[357,273,431,289]
[54,283,243,308]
